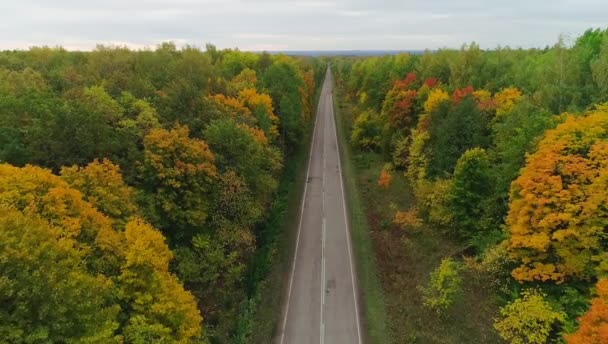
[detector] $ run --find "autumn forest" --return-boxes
[1,27,608,344]
[0,44,324,343]
[331,28,608,344]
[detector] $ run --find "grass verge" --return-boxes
[332,81,391,344]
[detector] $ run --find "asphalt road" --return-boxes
[277,69,362,344]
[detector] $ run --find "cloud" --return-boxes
[1,0,606,50]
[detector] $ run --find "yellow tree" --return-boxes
[120,219,203,342]
[506,110,608,282]
[0,163,122,261]
[230,68,257,92]
[141,125,217,237]
[494,87,523,117]
[0,207,120,343]
[0,163,204,342]
[238,88,279,141]
[423,88,449,114]
[60,158,138,228]
[208,94,257,128]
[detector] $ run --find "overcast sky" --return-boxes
[1,0,606,51]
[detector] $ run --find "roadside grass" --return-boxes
[333,84,503,344]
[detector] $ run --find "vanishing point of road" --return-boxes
[276,68,362,344]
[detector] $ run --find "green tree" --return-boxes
[591,34,608,102]
[204,118,281,206]
[261,57,307,150]
[427,96,490,177]
[447,148,494,240]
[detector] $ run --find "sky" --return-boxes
[1,0,607,51]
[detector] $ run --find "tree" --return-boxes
[60,158,138,228]
[406,114,431,182]
[381,73,420,131]
[119,218,203,342]
[208,170,263,231]
[0,67,61,166]
[447,148,494,240]
[238,88,279,141]
[175,232,248,339]
[261,57,308,150]
[377,169,392,188]
[449,42,485,88]
[535,36,582,113]
[491,99,557,194]
[37,85,128,169]
[493,87,522,117]
[0,163,119,259]
[572,28,606,106]
[423,88,449,114]
[566,279,608,344]
[426,96,490,177]
[488,99,558,242]
[0,163,204,342]
[0,207,120,343]
[506,110,608,282]
[118,92,161,138]
[230,68,257,92]
[494,289,565,344]
[591,37,608,102]
[208,93,256,128]
[140,125,217,238]
[204,118,281,206]
[351,111,384,151]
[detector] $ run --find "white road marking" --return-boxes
[321,95,327,344]
[330,91,363,344]
[279,81,323,344]
[320,218,326,344]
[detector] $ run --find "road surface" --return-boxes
[277,69,362,344]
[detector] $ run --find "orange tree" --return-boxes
[506,109,608,282]
[566,279,608,343]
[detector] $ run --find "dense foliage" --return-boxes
[0,44,323,342]
[333,27,608,342]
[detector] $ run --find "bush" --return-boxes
[494,289,565,344]
[413,179,453,227]
[464,242,513,294]
[351,111,384,151]
[418,258,463,315]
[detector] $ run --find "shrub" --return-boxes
[418,258,463,315]
[351,111,384,151]
[494,289,565,344]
